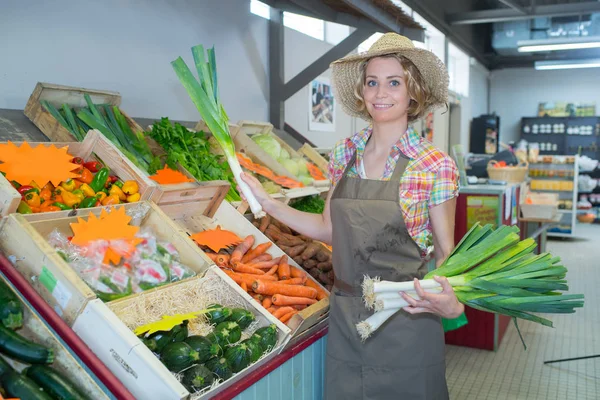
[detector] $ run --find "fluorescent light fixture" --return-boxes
[518,36,600,52]
[535,59,600,70]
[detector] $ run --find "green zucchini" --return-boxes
[204,357,233,381]
[0,279,23,330]
[224,343,250,373]
[205,306,232,325]
[0,355,13,377]
[214,321,241,344]
[160,342,199,372]
[242,338,263,363]
[250,324,277,353]
[184,335,221,363]
[228,308,255,330]
[0,325,54,364]
[0,371,52,399]
[181,364,214,392]
[170,321,189,343]
[24,365,90,400]
[140,321,189,353]
[207,330,228,348]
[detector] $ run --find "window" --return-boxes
[250,0,325,41]
[250,0,270,20]
[325,22,351,46]
[359,32,384,53]
[448,42,470,97]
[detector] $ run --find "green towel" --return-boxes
[442,312,468,332]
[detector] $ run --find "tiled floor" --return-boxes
[445,223,600,400]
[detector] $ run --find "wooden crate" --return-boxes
[23,82,144,142]
[0,129,157,218]
[0,201,214,325]
[298,143,329,174]
[160,199,330,336]
[0,274,108,398]
[72,267,290,400]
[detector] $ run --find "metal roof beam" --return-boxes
[497,0,527,15]
[449,1,600,25]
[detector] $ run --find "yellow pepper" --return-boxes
[109,185,127,202]
[126,193,141,203]
[122,181,139,195]
[24,192,41,208]
[60,179,76,192]
[80,183,96,197]
[72,189,85,202]
[29,181,41,191]
[61,190,82,207]
[95,192,107,203]
[101,194,120,206]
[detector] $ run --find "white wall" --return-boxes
[0,0,269,123]
[490,67,600,144]
[464,60,490,150]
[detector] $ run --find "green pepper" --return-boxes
[90,168,110,192]
[10,180,21,189]
[114,180,124,188]
[79,196,99,209]
[17,201,33,214]
[52,202,71,210]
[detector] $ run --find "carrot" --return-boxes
[305,278,329,300]
[266,263,280,276]
[248,257,281,270]
[259,215,270,233]
[277,255,291,280]
[242,242,273,264]
[241,281,248,292]
[223,270,277,287]
[252,280,317,299]
[234,264,266,275]
[252,293,264,302]
[290,267,307,279]
[273,277,306,286]
[272,306,295,319]
[262,297,272,309]
[267,306,279,313]
[279,310,297,323]
[272,294,318,306]
[230,235,255,267]
[205,253,219,263]
[247,254,273,264]
[216,254,230,267]
[301,242,321,260]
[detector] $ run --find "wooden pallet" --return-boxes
[0,130,156,218]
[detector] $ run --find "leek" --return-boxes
[170,45,265,218]
[357,223,585,344]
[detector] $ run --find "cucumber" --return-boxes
[184,335,221,363]
[1,371,52,399]
[160,342,199,372]
[0,325,54,364]
[24,365,90,400]
[205,357,233,381]
[0,279,23,330]
[228,308,255,330]
[214,321,241,344]
[181,365,213,392]
[224,343,250,373]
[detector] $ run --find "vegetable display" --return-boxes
[289,195,325,214]
[251,216,334,290]
[10,157,140,214]
[171,44,265,218]
[358,223,585,345]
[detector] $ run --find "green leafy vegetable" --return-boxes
[290,195,325,214]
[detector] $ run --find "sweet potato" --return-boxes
[293,256,304,266]
[287,244,308,258]
[259,215,270,233]
[317,261,332,272]
[316,249,331,263]
[309,268,321,279]
[303,259,318,270]
[318,271,333,286]
[301,242,321,260]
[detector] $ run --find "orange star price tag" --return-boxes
[149,166,194,184]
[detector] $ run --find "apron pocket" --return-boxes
[362,362,448,400]
[325,354,364,400]
[326,293,370,363]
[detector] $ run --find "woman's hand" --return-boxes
[239,172,272,208]
[400,276,464,319]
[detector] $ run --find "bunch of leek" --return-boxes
[171,45,265,218]
[358,223,584,347]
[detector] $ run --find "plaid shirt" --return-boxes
[328,126,459,255]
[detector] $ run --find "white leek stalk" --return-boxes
[356,308,401,342]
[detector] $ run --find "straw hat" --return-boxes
[330,32,449,121]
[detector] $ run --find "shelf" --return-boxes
[548,231,574,238]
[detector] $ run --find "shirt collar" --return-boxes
[349,125,421,159]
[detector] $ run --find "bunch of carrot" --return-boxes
[205,234,329,325]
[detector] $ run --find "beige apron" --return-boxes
[325,151,448,400]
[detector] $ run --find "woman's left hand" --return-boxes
[400,276,464,319]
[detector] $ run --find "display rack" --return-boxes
[528,155,579,237]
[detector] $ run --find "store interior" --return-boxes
[0,1,599,399]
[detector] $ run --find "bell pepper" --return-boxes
[105,176,119,188]
[52,202,71,210]
[42,182,55,192]
[17,201,32,214]
[90,168,110,192]
[72,189,85,202]
[60,179,77,192]
[109,185,126,202]
[114,180,124,189]
[39,188,52,202]
[61,190,82,208]
[80,183,96,197]
[101,194,120,206]
[29,181,40,191]
[44,205,61,212]
[77,167,94,184]
[17,186,39,197]
[126,193,141,203]
[10,181,21,189]
[72,157,84,173]
[83,161,103,173]
[80,196,99,209]
[24,192,41,208]
[95,191,107,203]
[122,181,139,195]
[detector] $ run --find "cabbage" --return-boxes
[253,134,281,160]
[279,148,290,160]
[281,158,300,176]
[294,158,308,175]
[298,175,314,186]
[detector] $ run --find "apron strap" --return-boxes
[342,151,358,178]
[390,150,410,181]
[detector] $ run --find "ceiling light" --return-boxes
[518,36,600,52]
[535,59,600,70]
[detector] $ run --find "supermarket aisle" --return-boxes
[445,223,600,400]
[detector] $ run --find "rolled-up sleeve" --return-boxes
[429,156,459,206]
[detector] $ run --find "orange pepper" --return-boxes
[42,182,55,192]
[39,188,52,202]
[73,180,83,189]
[77,167,94,184]
[52,194,64,204]
[30,206,41,213]
[44,206,61,212]
[101,194,120,206]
